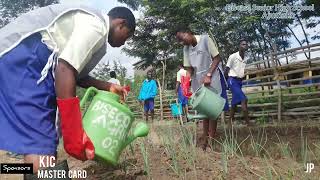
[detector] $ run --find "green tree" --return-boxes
[91,60,129,86]
[132,74,145,97]
[112,60,129,85]
[117,0,141,10]
[0,0,59,28]
[92,61,111,81]
[120,0,318,89]
[301,0,320,41]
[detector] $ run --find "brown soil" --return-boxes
[1,121,320,180]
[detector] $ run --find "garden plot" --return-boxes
[47,121,320,179]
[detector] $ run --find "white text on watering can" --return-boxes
[91,100,131,154]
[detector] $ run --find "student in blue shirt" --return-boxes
[138,71,158,121]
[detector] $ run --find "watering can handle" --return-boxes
[189,84,204,105]
[194,84,207,96]
[80,87,99,108]
[196,84,219,94]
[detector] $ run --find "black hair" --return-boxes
[174,24,193,35]
[108,7,136,32]
[239,38,247,44]
[110,71,116,78]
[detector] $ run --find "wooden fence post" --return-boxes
[159,60,167,121]
[270,41,282,123]
[157,78,164,121]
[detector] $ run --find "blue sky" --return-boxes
[61,0,126,11]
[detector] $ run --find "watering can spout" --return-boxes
[123,122,149,148]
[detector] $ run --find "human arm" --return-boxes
[203,36,221,85]
[55,60,94,161]
[224,54,234,79]
[175,71,181,94]
[78,75,113,91]
[224,67,230,79]
[77,76,126,101]
[175,81,180,94]
[183,46,193,77]
[55,60,78,98]
[150,80,158,98]
[203,55,221,86]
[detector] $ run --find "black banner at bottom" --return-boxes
[1,163,33,174]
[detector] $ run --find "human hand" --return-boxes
[109,84,128,103]
[224,74,229,80]
[202,75,211,86]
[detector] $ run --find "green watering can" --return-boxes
[80,87,149,166]
[187,85,226,120]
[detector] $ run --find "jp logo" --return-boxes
[305,163,314,173]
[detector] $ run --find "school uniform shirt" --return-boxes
[182,34,223,94]
[176,68,189,105]
[107,78,121,85]
[226,51,248,78]
[41,11,109,77]
[183,35,219,67]
[226,51,248,105]
[176,68,187,82]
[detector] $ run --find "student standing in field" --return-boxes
[175,64,189,122]
[225,39,251,126]
[175,26,229,150]
[0,4,135,176]
[138,70,158,122]
[108,71,121,85]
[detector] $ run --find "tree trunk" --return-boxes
[157,78,163,121]
[295,14,312,91]
[253,23,267,67]
[254,36,266,94]
[296,14,311,59]
[281,35,292,93]
[270,40,282,123]
[287,25,310,59]
[281,35,289,64]
[258,22,273,94]
[260,32,271,67]
[161,60,166,91]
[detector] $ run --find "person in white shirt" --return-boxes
[0,5,136,175]
[108,71,121,85]
[175,64,189,121]
[224,39,250,126]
